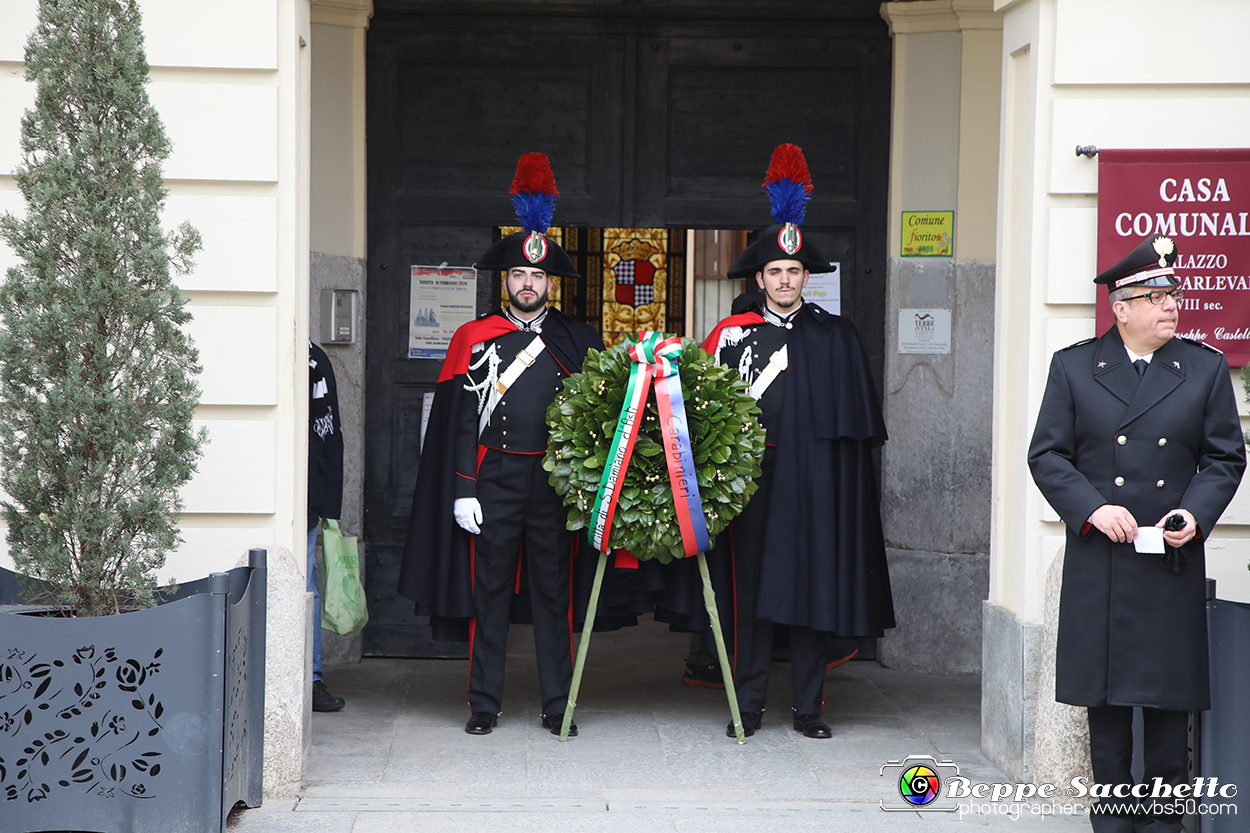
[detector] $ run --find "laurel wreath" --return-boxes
[543,337,766,563]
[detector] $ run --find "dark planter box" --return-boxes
[1200,584,1250,832]
[0,549,266,833]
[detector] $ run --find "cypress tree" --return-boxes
[0,0,205,616]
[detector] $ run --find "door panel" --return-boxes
[364,3,890,656]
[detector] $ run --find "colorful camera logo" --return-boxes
[880,755,960,812]
[900,763,940,805]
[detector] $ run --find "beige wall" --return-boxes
[992,0,1250,625]
[310,18,367,259]
[884,0,1002,264]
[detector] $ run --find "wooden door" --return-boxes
[364,2,890,656]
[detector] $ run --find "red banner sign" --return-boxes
[1097,148,1250,367]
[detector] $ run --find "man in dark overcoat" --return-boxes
[1028,234,1245,833]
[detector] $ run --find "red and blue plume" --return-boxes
[509,152,560,235]
[762,143,814,225]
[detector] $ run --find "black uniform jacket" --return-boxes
[308,342,343,524]
[398,307,658,641]
[1028,327,1246,711]
[660,302,895,637]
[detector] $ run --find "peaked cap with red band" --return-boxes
[1094,233,1181,291]
[727,143,831,279]
[475,152,581,278]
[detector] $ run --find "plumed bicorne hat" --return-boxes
[475,153,581,279]
[1094,234,1179,291]
[727,143,831,279]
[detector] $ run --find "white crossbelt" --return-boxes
[747,345,788,400]
[479,334,546,437]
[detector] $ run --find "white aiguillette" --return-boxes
[1134,525,1165,554]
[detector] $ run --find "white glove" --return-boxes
[453,497,483,535]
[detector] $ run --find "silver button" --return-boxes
[1117,435,1126,445]
[785,322,793,329]
[1157,480,1165,488]
[502,443,508,449]
[1115,476,1125,486]
[502,415,507,420]
[502,430,507,435]
[1158,438,1167,447]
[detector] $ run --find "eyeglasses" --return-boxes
[1121,288,1185,305]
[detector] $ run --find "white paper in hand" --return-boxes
[1134,525,1165,554]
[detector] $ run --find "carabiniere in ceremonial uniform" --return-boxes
[398,153,604,738]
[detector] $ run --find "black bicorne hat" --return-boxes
[726,144,831,279]
[726,225,831,279]
[475,153,581,279]
[1094,234,1179,290]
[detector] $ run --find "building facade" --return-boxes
[0,0,1246,792]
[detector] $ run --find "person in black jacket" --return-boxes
[1029,234,1245,833]
[308,340,346,712]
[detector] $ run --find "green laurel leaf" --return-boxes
[544,336,765,562]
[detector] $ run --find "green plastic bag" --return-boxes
[320,519,368,635]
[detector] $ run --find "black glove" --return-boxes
[1159,513,1191,574]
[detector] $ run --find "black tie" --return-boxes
[1133,359,1148,377]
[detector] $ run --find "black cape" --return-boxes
[658,302,895,637]
[397,307,659,642]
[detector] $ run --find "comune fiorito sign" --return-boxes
[1097,148,1250,368]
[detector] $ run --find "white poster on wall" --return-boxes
[408,265,477,360]
[802,263,841,315]
[898,308,952,354]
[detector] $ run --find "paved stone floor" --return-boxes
[228,616,1091,832]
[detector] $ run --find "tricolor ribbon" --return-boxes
[588,332,712,557]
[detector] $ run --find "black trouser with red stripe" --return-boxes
[468,449,573,717]
[731,446,827,717]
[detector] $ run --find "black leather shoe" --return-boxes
[540,714,577,736]
[465,711,498,735]
[312,680,345,712]
[726,711,763,738]
[792,712,832,738]
[681,660,725,689]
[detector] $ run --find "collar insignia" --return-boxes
[1097,361,1106,368]
[1173,361,1180,369]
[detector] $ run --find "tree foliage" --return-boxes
[0,0,205,616]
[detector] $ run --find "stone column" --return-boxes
[877,0,1003,676]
